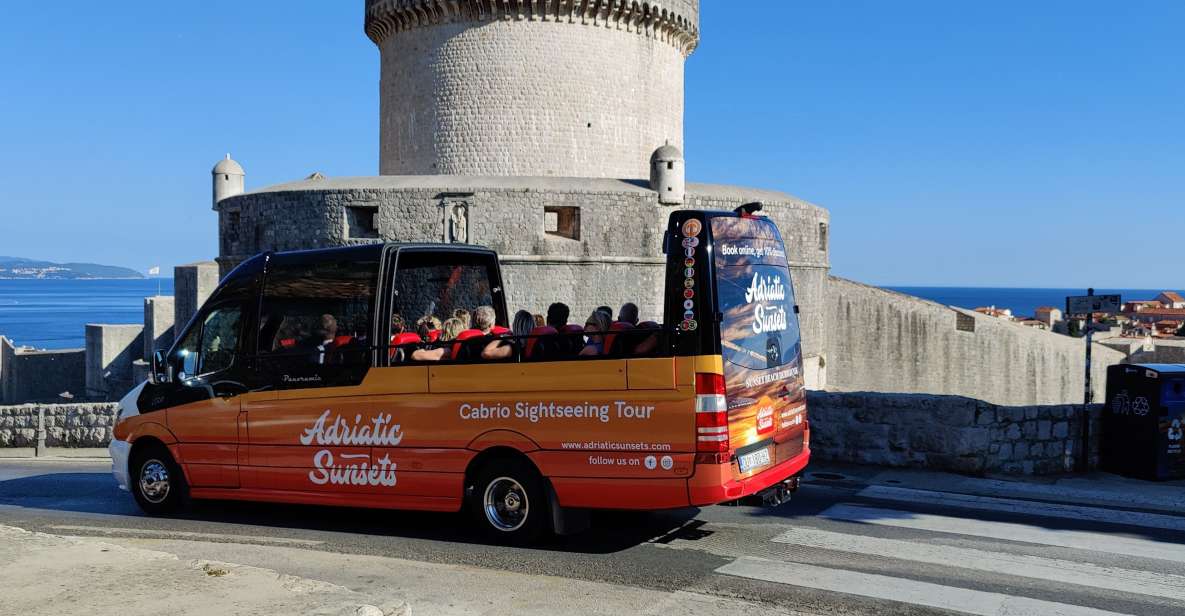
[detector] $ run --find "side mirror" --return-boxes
[150,350,174,385]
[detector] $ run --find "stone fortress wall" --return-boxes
[826,278,1123,406]
[367,0,698,178]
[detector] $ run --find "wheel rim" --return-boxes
[483,476,529,532]
[139,459,171,504]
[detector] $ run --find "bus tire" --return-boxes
[130,443,187,515]
[469,459,550,544]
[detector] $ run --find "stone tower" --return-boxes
[212,154,245,207]
[365,0,700,178]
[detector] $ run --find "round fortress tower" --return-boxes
[365,0,699,178]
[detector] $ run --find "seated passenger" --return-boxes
[618,302,640,326]
[596,305,614,321]
[533,313,546,328]
[312,314,342,365]
[416,315,442,341]
[632,321,661,356]
[453,308,471,330]
[482,310,534,360]
[579,310,612,356]
[546,302,570,329]
[410,317,465,362]
[473,305,498,335]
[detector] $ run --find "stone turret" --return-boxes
[650,142,685,204]
[365,0,700,179]
[212,154,245,208]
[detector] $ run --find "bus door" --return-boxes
[244,253,395,495]
[163,301,247,489]
[708,215,807,479]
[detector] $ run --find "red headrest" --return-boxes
[391,333,422,346]
[334,335,353,346]
[525,326,558,357]
[279,338,296,348]
[561,324,585,335]
[427,329,441,342]
[603,322,635,356]
[453,329,485,358]
[491,325,511,336]
[637,321,661,329]
[610,321,635,331]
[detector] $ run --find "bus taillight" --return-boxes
[695,373,729,454]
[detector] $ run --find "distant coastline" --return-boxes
[0,256,145,280]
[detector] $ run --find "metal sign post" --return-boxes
[1065,289,1121,472]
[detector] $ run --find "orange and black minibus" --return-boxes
[110,207,809,541]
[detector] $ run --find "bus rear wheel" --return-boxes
[130,444,187,515]
[469,460,549,543]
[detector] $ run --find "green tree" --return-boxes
[1176,323,1185,337]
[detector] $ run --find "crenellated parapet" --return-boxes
[365,0,699,56]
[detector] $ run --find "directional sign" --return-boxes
[1065,294,1121,316]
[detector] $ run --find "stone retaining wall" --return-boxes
[0,403,119,448]
[807,390,1101,475]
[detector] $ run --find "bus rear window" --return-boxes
[711,217,801,371]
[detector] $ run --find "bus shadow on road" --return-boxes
[0,470,699,553]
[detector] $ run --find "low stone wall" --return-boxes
[808,391,1101,475]
[0,403,119,448]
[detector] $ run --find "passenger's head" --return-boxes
[439,318,465,341]
[512,310,535,338]
[585,310,611,338]
[533,313,546,328]
[596,306,613,320]
[416,315,441,338]
[546,302,570,328]
[618,302,639,325]
[474,305,496,333]
[318,314,337,340]
[453,308,471,329]
[390,314,406,335]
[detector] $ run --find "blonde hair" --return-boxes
[474,305,496,332]
[453,308,471,328]
[440,317,466,341]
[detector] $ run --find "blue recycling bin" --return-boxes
[1101,364,1185,480]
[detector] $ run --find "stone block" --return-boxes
[143,296,175,361]
[85,324,144,400]
[1005,424,1022,440]
[1012,442,1029,460]
[1053,421,1070,439]
[1038,420,1052,440]
[1024,407,1039,420]
[1022,421,1038,439]
[174,262,220,340]
[997,442,1012,460]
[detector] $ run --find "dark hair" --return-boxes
[546,302,570,328]
[596,306,613,320]
[618,302,639,325]
[512,310,535,338]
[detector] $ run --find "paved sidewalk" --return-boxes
[0,524,801,616]
[805,461,1185,515]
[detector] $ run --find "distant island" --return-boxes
[0,256,145,280]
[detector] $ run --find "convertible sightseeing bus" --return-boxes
[110,207,810,541]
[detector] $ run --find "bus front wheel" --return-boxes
[130,443,188,515]
[469,459,550,543]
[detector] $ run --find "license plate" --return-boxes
[738,447,772,473]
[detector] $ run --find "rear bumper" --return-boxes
[688,445,810,506]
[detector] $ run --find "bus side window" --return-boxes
[258,258,379,386]
[389,251,498,362]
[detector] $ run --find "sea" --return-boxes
[0,280,1180,349]
[0,279,174,349]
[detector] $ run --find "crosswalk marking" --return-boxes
[718,557,1135,616]
[771,526,1185,602]
[857,485,1185,532]
[818,504,1185,564]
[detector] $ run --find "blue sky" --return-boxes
[0,1,1181,288]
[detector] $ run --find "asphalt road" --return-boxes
[2,459,1184,615]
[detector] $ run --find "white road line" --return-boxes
[718,557,1136,616]
[819,504,1185,564]
[858,485,1185,532]
[46,525,325,547]
[772,526,1185,602]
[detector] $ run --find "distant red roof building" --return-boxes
[1156,291,1185,309]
